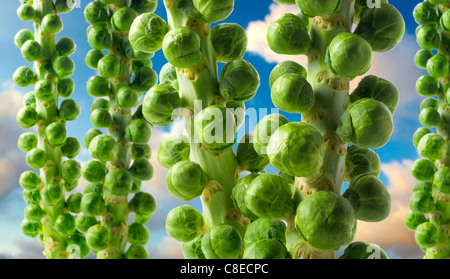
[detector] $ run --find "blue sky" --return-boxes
[0,0,427,259]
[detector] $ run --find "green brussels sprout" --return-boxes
[129,158,153,181]
[23,188,41,205]
[159,63,179,90]
[274,0,296,5]
[59,99,81,121]
[413,181,433,193]
[296,191,356,251]
[26,148,46,169]
[271,73,314,113]
[410,159,435,181]
[350,75,399,115]
[405,210,428,231]
[45,122,67,147]
[55,0,76,14]
[337,98,393,148]
[57,78,75,98]
[413,2,438,25]
[87,76,110,97]
[414,49,433,69]
[162,27,202,68]
[82,160,107,183]
[417,133,446,161]
[23,92,36,108]
[434,166,450,194]
[56,37,76,57]
[13,66,36,87]
[112,7,139,31]
[42,14,63,34]
[245,174,294,220]
[88,134,118,163]
[129,191,157,216]
[17,4,35,21]
[131,0,158,13]
[225,100,245,130]
[75,213,99,233]
[84,1,109,25]
[157,135,190,169]
[419,107,441,127]
[105,168,133,196]
[243,239,288,259]
[344,145,381,182]
[21,40,43,62]
[166,161,207,201]
[64,181,78,192]
[426,54,450,78]
[84,183,104,196]
[354,3,405,53]
[125,244,150,259]
[41,183,64,206]
[267,122,325,177]
[267,13,311,55]
[236,133,270,173]
[420,98,439,111]
[125,119,151,144]
[18,132,38,152]
[132,143,152,160]
[90,108,113,128]
[87,24,113,50]
[413,127,432,148]
[142,84,182,127]
[201,224,242,259]
[35,79,55,101]
[343,174,391,222]
[19,171,40,190]
[14,29,34,49]
[67,192,83,213]
[128,223,149,245]
[194,105,237,152]
[52,56,75,79]
[129,13,168,53]
[416,25,441,50]
[60,159,81,183]
[85,49,105,69]
[55,213,76,237]
[410,190,435,214]
[415,222,439,249]
[211,23,247,63]
[67,234,90,259]
[339,241,388,259]
[81,192,106,217]
[97,54,121,79]
[219,59,260,102]
[84,128,103,149]
[21,219,41,238]
[325,33,372,78]
[116,87,140,108]
[187,0,233,23]
[132,66,158,92]
[91,98,110,112]
[24,204,44,222]
[166,205,204,242]
[182,233,206,259]
[295,0,341,17]
[442,9,450,31]
[253,114,289,157]
[231,174,258,221]
[243,218,286,248]
[269,60,307,89]
[17,106,38,129]
[86,225,110,251]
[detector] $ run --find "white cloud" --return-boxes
[150,236,184,259]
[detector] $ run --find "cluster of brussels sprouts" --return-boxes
[261,0,405,258]
[76,0,159,259]
[406,0,450,259]
[14,0,83,259]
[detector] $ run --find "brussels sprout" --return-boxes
[26,148,46,169]
[90,108,113,128]
[269,60,307,89]
[41,14,63,34]
[128,223,150,245]
[296,191,356,250]
[105,168,133,196]
[274,0,296,5]
[343,174,391,222]
[13,66,36,87]
[86,225,110,251]
[350,75,399,115]
[410,159,435,181]
[159,63,179,90]
[23,189,41,205]
[434,166,450,194]
[129,191,157,216]
[41,183,64,206]
[131,143,152,160]
[21,40,43,62]
[325,33,372,78]
[116,87,140,109]
[211,23,247,63]
[231,174,259,220]
[17,4,35,21]
[129,158,154,181]
[410,190,435,214]
[201,224,242,259]
[413,127,432,148]
[24,204,44,222]
[142,84,182,127]
[60,159,81,183]
[267,13,311,55]
[21,219,41,238]
[81,192,106,216]
[23,92,36,108]
[67,234,90,259]
[186,0,233,23]
[67,192,83,213]
[129,13,168,53]
[271,73,314,113]
[354,3,405,53]
[157,135,190,169]
[87,76,110,97]
[82,160,107,183]
[84,1,110,25]
[267,122,325,177]
[55,213,76,237]
[52,56,75,79]
[17,106,38,129]
[18,132,38,152]
[125,119,152,144]
[182,233,206,259]
[337,98,393,149]
[166,205,204,242]
[413,181,433,193]
[132,66,158,92]
[112,7,138,31]
[243,239,288,259]
[419,107,441,127]
[417,133,446,161]
[86,49,105,69]
[416,25,441,51]
[243,218,287,248]
[413,2,438,25]
[56,37,76,57]
[35,79,55,101]
[14,29,34,49]
[295,0,341,17]
[91,99,109,112]
[97,54,120,79]
[405,210,428,231]
[194,105,236,152]
[163,27,202,68]
[57,78,75,98]
[131,0,158,14]
[88,134,118,162]
[84,128,103,149]
[219,59,260,102]
[253,114,289,157]
[55,0,76,14]
[339,241,388,259]
[426,54,450,78]
[414,49,433,69]
[245,174,294,220]
[225,101,245,130]
[87,24,113,50]
[19,171,40,190]
[59,99,81,121]
[420,98,439,111]
[75,213,99,233]
[236,133,270,173]
[166,161,207,201]
[124,244,149,259]
[415,222,439,249]
[442,9,450,31]
[45,122,67,147]
[344,145,381,182]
